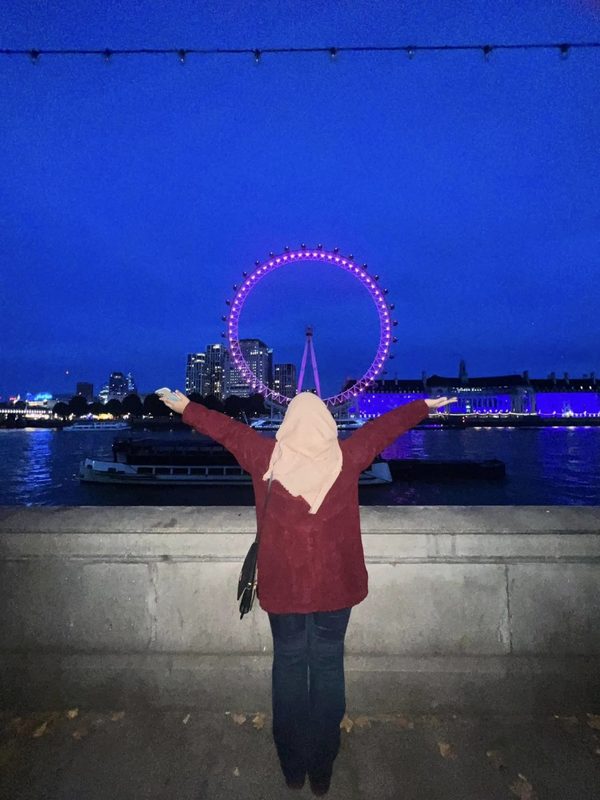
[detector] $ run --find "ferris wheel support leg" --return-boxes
[297,340,309,393]
[309,338,322,398]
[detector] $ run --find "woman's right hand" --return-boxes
[425,396,458,409]
[158,389,190,415]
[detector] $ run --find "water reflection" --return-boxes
[14,429,53,505]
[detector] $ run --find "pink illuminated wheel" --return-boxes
[222,246,398,407]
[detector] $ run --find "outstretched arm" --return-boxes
[344,399,431,473]
[159,391,270,473]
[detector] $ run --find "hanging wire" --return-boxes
[1,40,598,64]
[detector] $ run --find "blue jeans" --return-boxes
[268,607,352,783]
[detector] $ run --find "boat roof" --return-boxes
[112,435,225,451]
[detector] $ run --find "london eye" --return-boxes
[222,245,398,407]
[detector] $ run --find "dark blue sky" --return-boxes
[2,1,599,399]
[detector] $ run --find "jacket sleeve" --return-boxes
[343,399,430,472]
[181,401,269,474]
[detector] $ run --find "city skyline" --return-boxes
[2,349,596,403]
[2,2,599,399]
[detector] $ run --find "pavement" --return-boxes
[1,705,600,800]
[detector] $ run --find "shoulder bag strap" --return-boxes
[255,474,273,549]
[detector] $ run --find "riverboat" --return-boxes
[65,420,130,431]
[250,416,365,431]
[79,436,392,485]
[385,457,505,480]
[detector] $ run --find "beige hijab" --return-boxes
[262,391,343,514]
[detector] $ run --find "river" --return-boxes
[0,425,597,506]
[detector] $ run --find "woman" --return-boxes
[160,389,457,795]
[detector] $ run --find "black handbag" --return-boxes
[237,475,273,619]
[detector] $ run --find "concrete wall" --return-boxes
[1,505,599,713]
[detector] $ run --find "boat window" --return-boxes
[138,467,153,475]
[207,467,224,475]
[173,468,188,475]
[190,468,206,475]
[107,468,117,473]
[155,467,171,475]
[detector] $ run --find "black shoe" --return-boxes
[285,775,306,790]
[308,774,331,796]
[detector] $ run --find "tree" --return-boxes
[68,395,89,417]
[224,394,245,419]
[203,393,225,412]
[143,392,165,416]
[247,393,268,417]
[52,402,70,420]
[121,393,143,416]
[105,398,123,417]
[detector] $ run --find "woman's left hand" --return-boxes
[425,396,458,409]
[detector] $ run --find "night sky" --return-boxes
[2,1,599,400]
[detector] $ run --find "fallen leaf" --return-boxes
[486,749,506,770]
[233,767,240,776]
[109,711,125,722]
[232,714,246,725]
[509,773,538,800]
[594,747,600,756]
[182,714,191,725]
[419,714,442,728]
[395,714,414,730]
[32,721,48,738]
[252,712,266,730]
[437,741,457,760]
[353,715,371,729]
[340,714,353,733]
[586,713,600,730]
[30,711,61,738]
[72,727,89,740]
[553,714,578,727]
[65,709,79,720]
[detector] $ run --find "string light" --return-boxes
[1,40,596,65]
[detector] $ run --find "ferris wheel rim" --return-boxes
[224,246,396,406]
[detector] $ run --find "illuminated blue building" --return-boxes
[345,361,599,419]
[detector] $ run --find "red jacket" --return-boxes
[181,398,431,614]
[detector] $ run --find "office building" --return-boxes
[185,352,207,395]
[273,363,297,399]
[344,360,600,419]
[228,339,273,397]
[126,372,137,395]
[205,344,230,399]
[107,372,129,401]
[76,382,94,402]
